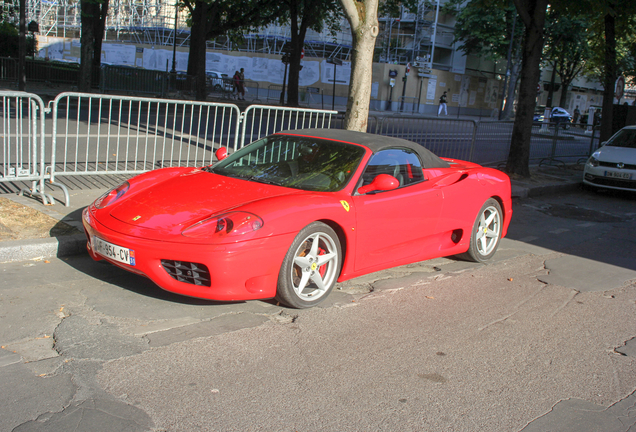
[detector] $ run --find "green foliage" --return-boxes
[182,0,285,40]
[0,21,36,57]
[543,11,591,92]
[445,0,522,63]
[584,4,636,84]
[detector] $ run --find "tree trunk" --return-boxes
[187,1,210,101]
[18,0,26,91]
[92,0,109,86]
[600,4,616,142]
[506,0,548,177]
[79,0,99,92]
[339,0,380,132]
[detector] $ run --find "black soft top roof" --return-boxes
[278,128,451,169]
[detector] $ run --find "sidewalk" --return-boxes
[0,164,584,264]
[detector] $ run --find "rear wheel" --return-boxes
[276,222,342,309]
[461,198,503,263]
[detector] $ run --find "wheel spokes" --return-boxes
[476,207,500,255]
[292,233,337,297]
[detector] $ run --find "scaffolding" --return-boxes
[18,0,449,64]
[377,0,455,69]
[378,2,436,65]
[24,0,190,47]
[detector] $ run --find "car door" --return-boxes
[352,148,443,271]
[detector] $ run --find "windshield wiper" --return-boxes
[246,176,282,186]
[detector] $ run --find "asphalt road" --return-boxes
[1,187,635,431]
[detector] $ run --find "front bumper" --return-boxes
[82,208,294,302]
[583,166,636,191]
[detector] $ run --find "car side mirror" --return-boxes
[357,174,400,195]
[599,141,607,147]
[215,147,228,161]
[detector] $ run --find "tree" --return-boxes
[544,13,591,108]
[447,0,524,120]
[543,12,590,108]
[280,0,342,107]
[184,0,282,101]
[338,0,380,131]
[0,21,36,58]
[78,0,109,92]
[505,0,548,178]
[574,0,636,142]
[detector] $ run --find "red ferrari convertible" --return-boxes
[82,129,512,308]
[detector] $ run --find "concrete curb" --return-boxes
[0,234,86,264]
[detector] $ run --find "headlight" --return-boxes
[587,156,599,167]
[94,182,130,209]
[182,212,263,239]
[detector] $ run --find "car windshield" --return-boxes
[606,129,636,149]
[209,135,366,192]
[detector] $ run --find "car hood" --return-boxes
[596,146,636,164]
[109,171,299,230]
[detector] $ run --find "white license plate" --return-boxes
[605,171,632,179]
[93,236,136,266]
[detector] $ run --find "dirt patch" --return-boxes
[0,197,82,242]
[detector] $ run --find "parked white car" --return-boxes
[206,70,230,92]
[583,125,636,192]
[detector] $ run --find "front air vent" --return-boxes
[161,260,211,287]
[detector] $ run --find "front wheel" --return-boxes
[460,198,503,263]
[276,222,342,309]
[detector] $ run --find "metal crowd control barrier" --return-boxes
[0,91,57,204]
[377,115,478,162]
[330,113,380,134]
[240,105,338,148]
[49,93,242,200]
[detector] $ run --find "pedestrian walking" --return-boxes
[238,68,246,101]
[232,71,240,100]
[438,91,448,116]
[573,105,580,126]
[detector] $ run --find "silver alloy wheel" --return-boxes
[290,231,339,301]
[475,204,501,256]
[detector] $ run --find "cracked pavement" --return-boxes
[1,189,635,431]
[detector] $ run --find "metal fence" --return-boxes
[1,89,603,207]
[377,115,478,161]
[240,105,338,146]
[0,57,81,86]
[49,93,242,187]
[0,58,18,82]
[0,91,54,204]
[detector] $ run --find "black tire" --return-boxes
[459,198,503,263]
[275,222,342,309]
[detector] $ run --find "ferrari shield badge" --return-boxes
[340,200,350,212]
